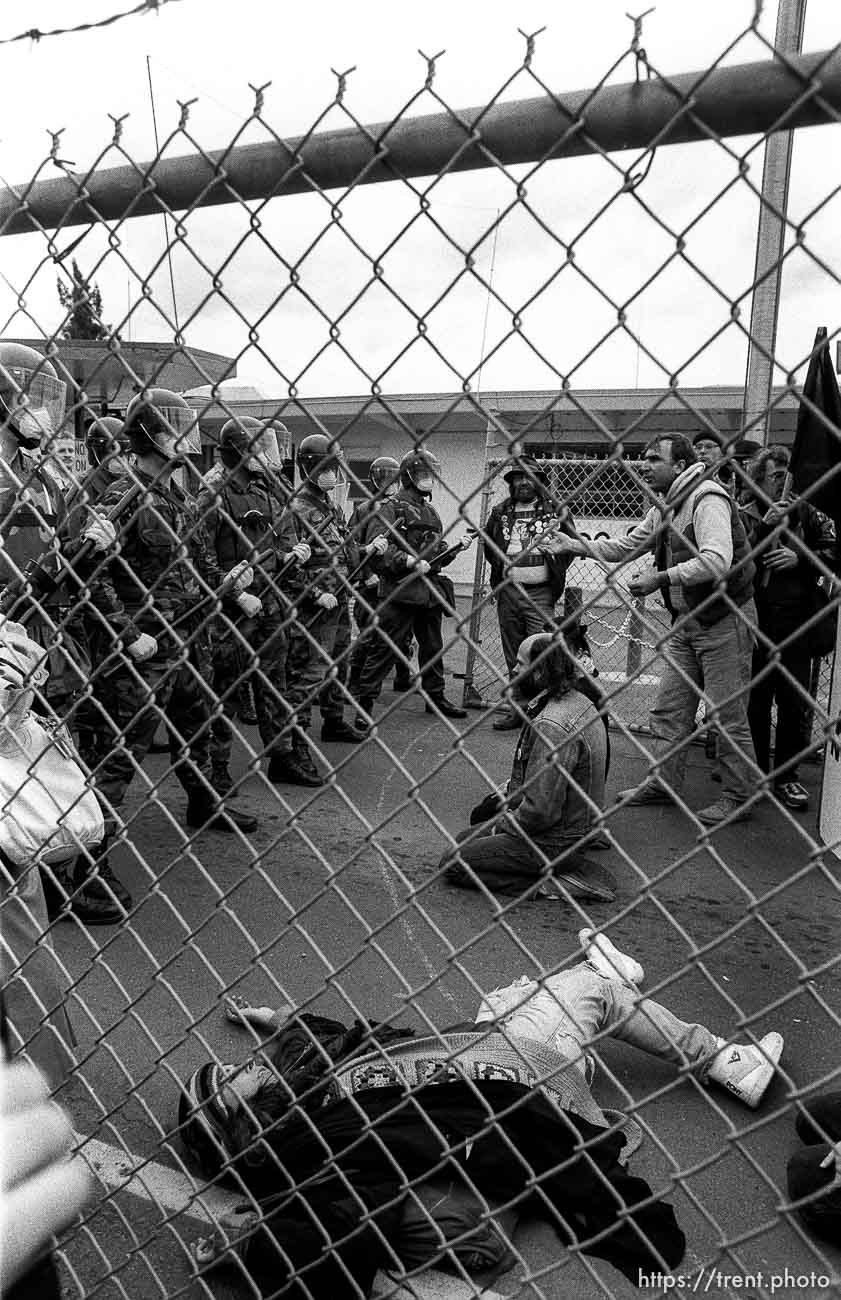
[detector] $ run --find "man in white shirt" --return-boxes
[549,435,759,826]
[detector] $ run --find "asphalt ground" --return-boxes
[28,682,841,1300]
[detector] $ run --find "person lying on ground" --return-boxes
[440,630,616,904]
[176,933,784,1297]
[786,1090,841,1244]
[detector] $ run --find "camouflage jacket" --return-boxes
[84,470,222,646]
[195,469,297,614]
[283,482,353,603]
[368,487,451,607]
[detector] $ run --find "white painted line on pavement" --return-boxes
[75,1132,239,1226]
[76,1133,506,1298]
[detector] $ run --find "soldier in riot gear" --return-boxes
[273,433,364,788]
[197,417,310,794]
[65,417,133,536]
[354,447,469,720]
[81,387,259,838]
[0,342,132,926]
[346,456,413,696]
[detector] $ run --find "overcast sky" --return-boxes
[0,0,840,400]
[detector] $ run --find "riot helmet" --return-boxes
[504,455,549,502]
[0,342,67,452]
[298,433,343,493]
[219,417,281,475]
[400,447,440,496]
[87,415,131,476]
[124,388,199,464]
[369,455,400,496]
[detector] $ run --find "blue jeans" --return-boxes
[476,965,718,1081]
[649,604,758,802]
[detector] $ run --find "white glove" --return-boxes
[82,515,117,553]
[290,541,311,564]
[127,632,157,662]
[460,533,475,550]
[408,558,431,576]
[316,592,338,611]
[236,592,263,618]
[226,561,254,594]
[365,535,388,557]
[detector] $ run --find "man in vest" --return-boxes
[549,434,759,826]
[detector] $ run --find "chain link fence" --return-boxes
[1,10,841,1300]
[464,457,833,744]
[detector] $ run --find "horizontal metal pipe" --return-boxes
[2,49,840,236]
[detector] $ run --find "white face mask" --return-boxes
[384,482,399,497]
[15,406,55,445]
[317,470,337,492]
[415,475,434,495]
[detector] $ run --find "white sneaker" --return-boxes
[579,928,644,987]
[707,1032,784,1108]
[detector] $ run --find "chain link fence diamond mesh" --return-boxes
[1,13,841,1300]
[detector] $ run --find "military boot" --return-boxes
[211,764,239,799]
[185,795,258,834]
[267,735,324,788]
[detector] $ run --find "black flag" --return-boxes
[789,326,841,536]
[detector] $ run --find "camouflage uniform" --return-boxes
[62,463,123,763]
[284,482,356,733]
[196,468,298,783]
[355,486,452,704]
[0,454,92,720]
[81,469,223,813]
[345,496,412,695]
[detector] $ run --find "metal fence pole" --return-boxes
[460,451,498,710]
[742,0,808,443]
[2,50,840,234]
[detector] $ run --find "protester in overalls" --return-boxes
[354,447,469,722]
[480,454,577,730]
[196,417,310,796]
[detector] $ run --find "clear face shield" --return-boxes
[328,456,350,509]
[152,406,201,463]
[413,452,441,496]
[246,427,282,474]
[1,368,68,452]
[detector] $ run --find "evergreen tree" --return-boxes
[56,259,109,340]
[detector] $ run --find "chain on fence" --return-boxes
[2,11,841,1300]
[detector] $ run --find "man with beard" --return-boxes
[441,631,616,903]
[480,456,577,730]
